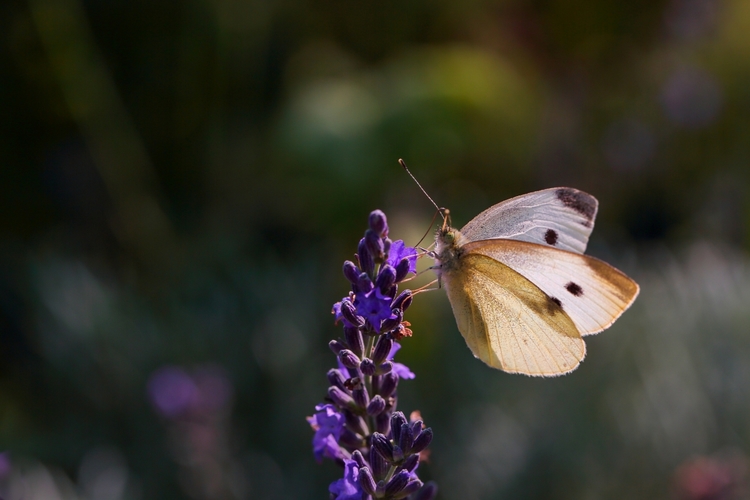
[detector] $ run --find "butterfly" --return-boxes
[432,187,639,377]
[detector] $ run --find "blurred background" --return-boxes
[2,0,750,498]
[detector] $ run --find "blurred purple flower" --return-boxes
[329,459,366,500]
[0,452,11,480]
[147,366,198,418]
[307,404,346,462]
[661,67,722,129]
[387,240,418,274]
[389,342,415,380]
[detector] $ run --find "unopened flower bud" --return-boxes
[358,238,374,276]
[376,265,396,294]
[392,289,413,311]
[378,372,399,397]
[411,419,423,435]
[366,395,386,415]
[344,326,364,358]
[385,470,410,496]
[369,210,388,236]
[372,336,393,366]
[327,369,347,391]
[380,309,402,333]
[359,466,377,496]
[391,412,407,443]
[410,427,433,454]
[365,229,384,263]
[371,432,394,462]
[340,300,365,327]
[328,386,354,408]
[378,360,393,375]
[343,260,360,284]
[356,273,374,294]
[395,258,412,282]
[360,358,376,376]
[329,339,345,355]
[370,443,388,479]
[402,454,419,472]
[338,349,361,369]
[352,387,369,408]
[398,422,414,453]
[395,479,424,499]
[351,450,367,468]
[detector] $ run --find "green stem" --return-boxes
[383,464,398,483]
[364,332,376,435]
[363,259,380,437]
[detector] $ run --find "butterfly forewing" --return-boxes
[459,188,599,254]
[442,253,586,376]
[461,239,639,336]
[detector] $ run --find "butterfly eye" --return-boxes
[444,232,455,243]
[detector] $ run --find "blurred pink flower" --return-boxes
[673,451,748,500]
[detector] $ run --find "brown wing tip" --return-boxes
[555,188,598,226]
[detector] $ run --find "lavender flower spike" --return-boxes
[309,209,437,499]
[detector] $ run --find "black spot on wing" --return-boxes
[565,282,583,296]
[545,295,563,314]
[544,229,558,245]
[556,188,596,226]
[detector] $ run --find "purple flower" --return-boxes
[147,365,233,419]
[329,459,367,500]
[0,452,11,480]
[147,366,198,418]
[310,209,434,497]
[307,404,346,462]
[389,342,415,380]
[354,288,396,333]
[387,240,418,274]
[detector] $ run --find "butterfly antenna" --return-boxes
[413,209,443,248]
[399,159,445,221]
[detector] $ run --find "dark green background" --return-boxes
[2,0,750,498]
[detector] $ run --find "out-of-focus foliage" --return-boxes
[1,0,750,497]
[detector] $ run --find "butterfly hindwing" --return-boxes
[459,188,598,254]
[441,252,586,376]
[461,239,639,336]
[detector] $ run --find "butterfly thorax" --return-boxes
[434,227,468,275]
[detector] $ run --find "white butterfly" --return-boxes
[433,187,639,377]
